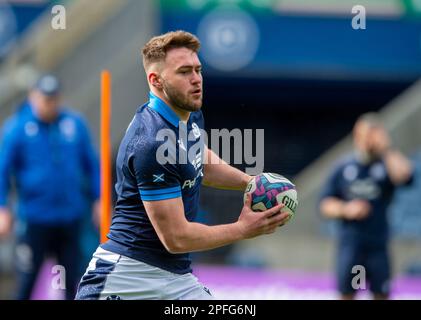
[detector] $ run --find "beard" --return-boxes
[162,79,202,112]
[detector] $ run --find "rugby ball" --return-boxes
[244,173,298,221]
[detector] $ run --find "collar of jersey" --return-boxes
[148,92,188,128]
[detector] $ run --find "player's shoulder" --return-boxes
[60,108,86,123]
[2,113,19,129]
[3,102,38,132]
[1,109,27,135]
[124,104,163,152]
[135,102,165,126]
[338,153,356,167]
[54,109,82,130]
[59,109,97,138]
[328,153,356,175]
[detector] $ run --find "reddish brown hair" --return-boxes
[142,30,200,71]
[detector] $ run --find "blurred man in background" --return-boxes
[319,113,413,300]
[0,74,100,300]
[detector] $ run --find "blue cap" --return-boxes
[34,74,61,96]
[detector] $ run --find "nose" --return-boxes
[191,70,202,85]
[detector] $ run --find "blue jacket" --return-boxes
[0,102,100,224]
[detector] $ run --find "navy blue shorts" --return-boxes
[336,242,390,295]
[15,220,83,300]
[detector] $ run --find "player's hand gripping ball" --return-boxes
[244,173,298,225]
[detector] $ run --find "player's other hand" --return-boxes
[237,193,290,239]
[343,199,371,220]
[0,208,13,239]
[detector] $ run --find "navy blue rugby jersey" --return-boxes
[320,154,398,245]
[101,92,205,274]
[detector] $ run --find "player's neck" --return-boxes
[151,90,190,122]
[170,104,190,123]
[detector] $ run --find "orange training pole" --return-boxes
[100,70,112,243]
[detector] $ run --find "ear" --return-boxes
[148,72,162,89]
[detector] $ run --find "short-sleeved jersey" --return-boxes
[102,92,205,274]
[320,154,396,246]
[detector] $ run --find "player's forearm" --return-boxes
[203,164,251,191]
[166,221,244,254]
[202,148,251,190]
[383,149,413,185]
[320,197,346,219]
